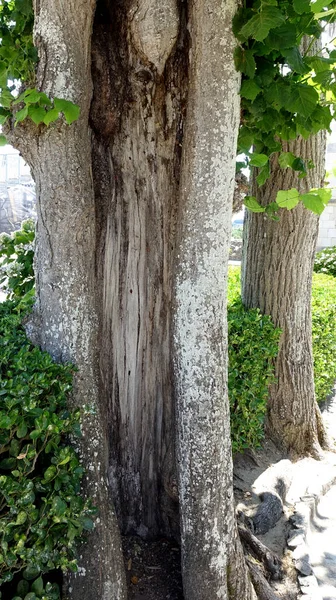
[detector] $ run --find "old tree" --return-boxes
[4,0,256,598]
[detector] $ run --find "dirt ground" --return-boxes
[122,439,299,600]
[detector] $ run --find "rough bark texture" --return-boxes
[90,0,187,538]
[242,134,329,457]
[173,0,253,598]
[8,1,127,598]
[8,0,254,597]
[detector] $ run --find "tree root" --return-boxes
[238,525,283,581]
[246,558,282,600]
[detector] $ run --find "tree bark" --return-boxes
[173,0,253,598]
[242,134,329,457]
[91,0,187,538]
[8,0,254,597]
[7,1,127,598]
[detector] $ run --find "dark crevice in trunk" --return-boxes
[90,0,189,539]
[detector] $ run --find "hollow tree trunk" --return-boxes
[242,134,329,457]
[9,0,254,597]
[91,0,187,538]
[8,1,127,599]
[173,0,254,598]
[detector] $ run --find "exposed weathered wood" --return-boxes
[246,558,282,600]
[238,525,283,580]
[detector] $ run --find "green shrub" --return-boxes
[0,219,35,300]
[314,246,336,278]
[228,267,281,453]
[0,298,95,594]
[312,272,336,404]
[228,268,336,454]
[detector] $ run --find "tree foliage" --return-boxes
[234,0,336,214]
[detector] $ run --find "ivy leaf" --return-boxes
[278,152,295,168]
[244,196,265,212]
[293,0,312,13]
[240,79,261,101]
[28,106,46,125]
[54,98,80,125]
[234,47,256,78]
[285,47,307,74]
[80,516,94,530]
[276,188,300,209]
[292,157,306,173]
[43,108,60,125]
[249,153,269,167]
[52,495,67,516]
[31,577,44,596]
[286,85,318,118]
[239,7,285,42]
[311,187,332,204]
[16,511,27,525]
[301,192,325,214]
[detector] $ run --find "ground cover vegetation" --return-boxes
[0,229,94,599]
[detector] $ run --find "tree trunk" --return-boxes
[8,1,127,598]
[173,0,253,598]
[8,0,254,597]
[242,134,329,457]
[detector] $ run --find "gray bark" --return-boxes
[242,134,329,457]
[8,0,254,597]
[173,0,253,598]
[7,1,127,598]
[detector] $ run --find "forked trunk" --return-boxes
[242,134,329,457]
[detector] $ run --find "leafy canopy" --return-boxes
[234,0,336,214]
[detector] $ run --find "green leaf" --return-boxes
[314,187,332,204]
[0,135,7,146]
[256,163,270,186]
[17,580,29,596]
[31,576,44,596]
[80,516,94,530]
[276,188,300,209]
[311,0,333,13]
[54,98,80,125]
[244,196,265,212]
[292,157,306,173]
[234,47,256,78]
[239,6,285,42]
[249,153,269,167]
[285,47,307,74]
[293,0,312,13]
[301,192,325,214]
[17,422,28,438]
[240,79,261,101]
[16,511,27,525]
[43,465,57,481]
[52,495,67,516]
[23,593,37,600]
[286,85,318,118]
[15,105,28,124]
[28,106,46,125]
[278,152,295,169]
[43,108,60,125]
[267,23,297,50]
[23,566,40,581]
